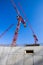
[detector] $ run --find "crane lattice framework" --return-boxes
[0,0,26,46]
[11,0,26,46]
[0,0,38,46]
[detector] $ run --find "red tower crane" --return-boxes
[0,0,26,46]
[10,0,26,46]
[0,0,38,46]
[18,2,38,44]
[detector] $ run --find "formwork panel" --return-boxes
[6,53,24,65]
[34,56,43,65]
[24,54,33,65]
[0,46,43,65]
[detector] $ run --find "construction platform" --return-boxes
[0,46,43,65]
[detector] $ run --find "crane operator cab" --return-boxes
[17,15,26,27]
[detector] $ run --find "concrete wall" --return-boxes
[0,46,43,65]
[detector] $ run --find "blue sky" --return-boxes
[0,0,43,46]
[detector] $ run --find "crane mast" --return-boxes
[11,0,26,46]
[11,21,20,46]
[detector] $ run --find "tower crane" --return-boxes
[0,0,26,46]
[0,0,38,46]
[11,0,26,46]
[18,2,38,44]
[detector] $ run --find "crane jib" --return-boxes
[11,0,20,15]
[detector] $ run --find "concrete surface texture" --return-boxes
[0,46,43,65]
